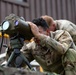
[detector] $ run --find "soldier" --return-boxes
[21,18,76,75]
[41,15,76,45]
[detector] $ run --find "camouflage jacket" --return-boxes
[55,20,76,45]
[21,30,75,75]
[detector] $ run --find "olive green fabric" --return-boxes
[62,49,76,75]
[5,14,18,21]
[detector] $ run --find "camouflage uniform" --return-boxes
[3,14,76,75]
[21,30,76,75]
[55,20,76,45]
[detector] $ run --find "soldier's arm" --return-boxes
[38,30,73,54]
[28,22,73,54]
